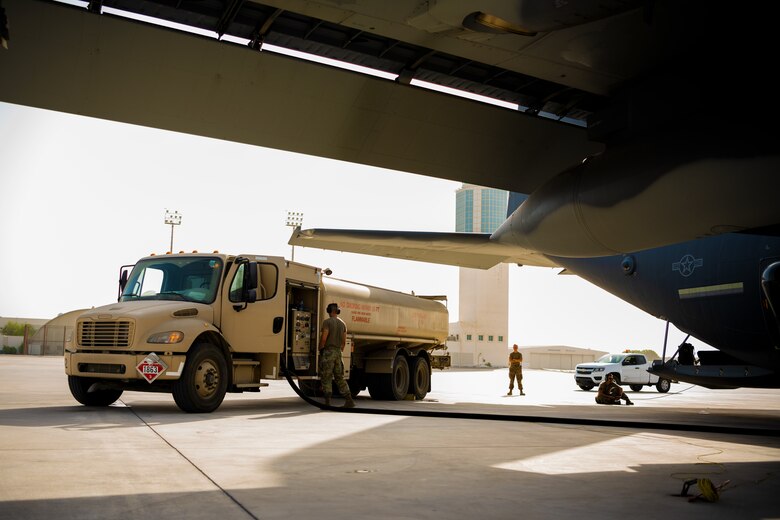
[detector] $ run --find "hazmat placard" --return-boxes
[136,353,168,383]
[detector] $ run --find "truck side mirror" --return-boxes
[244,262,258,302]
[118,267,131,301]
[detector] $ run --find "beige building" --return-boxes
[518,345,608,370]
[447,184,509,367]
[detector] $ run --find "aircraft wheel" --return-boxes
[68,376,123,406]
[629,384,643,392]
[656,378,671,393]
[409,356,430,400]
[578,384,594,391]
[172,343,228,413]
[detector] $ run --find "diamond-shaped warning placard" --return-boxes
[136,353,168,383]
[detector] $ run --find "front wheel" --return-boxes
[629,384,644,392]
[656,378,671,393]
[172,343,228,413]
[578,384,594,391]
[68,376,123,406]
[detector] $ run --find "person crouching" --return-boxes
[595,373,634,405]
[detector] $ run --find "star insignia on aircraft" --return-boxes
[672,254,703,277]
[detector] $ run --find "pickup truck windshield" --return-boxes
[120,257,223,304]
[596,354,627,363]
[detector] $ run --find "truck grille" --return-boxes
[78,321,134,348]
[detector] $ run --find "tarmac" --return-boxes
[1,355,779,520]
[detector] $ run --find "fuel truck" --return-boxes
[64,253,450,412]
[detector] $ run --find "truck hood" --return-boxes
[80,300,215,322]
[576,363,615,369]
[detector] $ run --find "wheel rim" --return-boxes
[194,358,221,399]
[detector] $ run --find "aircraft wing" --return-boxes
[289,228,558,269]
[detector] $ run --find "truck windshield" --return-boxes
[120,257,223,304]
[597,354,626,363]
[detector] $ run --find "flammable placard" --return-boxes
[136,353,168,383]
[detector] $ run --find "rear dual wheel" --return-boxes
[409,356,430,400]
[368,355,410,400]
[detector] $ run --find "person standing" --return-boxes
[319,303,356,408]
[507,344,524,395]
[595,373,634,405]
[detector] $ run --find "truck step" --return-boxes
[235,383,269,388]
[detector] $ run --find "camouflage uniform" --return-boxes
[595,379,633,405]
[319,314,352,403]
[508,350,523,394]
[319,346,350,399]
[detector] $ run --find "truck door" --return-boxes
[220,257,286,354]
[621,355,645,383]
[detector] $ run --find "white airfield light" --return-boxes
[164,209,182,253]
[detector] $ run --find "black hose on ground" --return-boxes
[282,366,778,437]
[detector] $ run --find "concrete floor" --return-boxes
[1,356,779,519]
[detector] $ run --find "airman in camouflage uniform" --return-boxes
[319,303,355,408]
[508,344,524,395]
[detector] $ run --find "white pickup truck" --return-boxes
[575,353,672,393]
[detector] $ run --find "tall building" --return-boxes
[448,184,510,367]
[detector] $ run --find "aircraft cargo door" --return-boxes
[220,258,286,355]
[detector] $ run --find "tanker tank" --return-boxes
[321,277,448,343]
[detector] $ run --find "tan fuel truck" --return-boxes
[65,253,450,412]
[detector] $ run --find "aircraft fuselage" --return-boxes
[552,233,780,377]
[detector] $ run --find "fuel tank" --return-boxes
[320,278,448,342]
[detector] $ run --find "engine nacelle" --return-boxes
[493,128,780,258]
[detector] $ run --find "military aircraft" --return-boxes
[2,1,779,387]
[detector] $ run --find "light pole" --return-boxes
[164,209,182,253]
[285,210,303,261]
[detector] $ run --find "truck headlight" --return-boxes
[147,331,184,344]
[593,367,605,372]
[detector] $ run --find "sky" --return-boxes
[0,100,695,353]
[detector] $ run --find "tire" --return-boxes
[578,384,594,391]
[347,371,365,398]
[172,343,228,413]
[629,384,643,392]
[367,355,410,400]
[409,356,430,400]
[68,376,123,407]
[656,378,671,393]
[298,380,321,397]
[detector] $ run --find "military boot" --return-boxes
[323,395,331,407]
[343,395,356,408]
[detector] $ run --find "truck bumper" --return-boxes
[575,375,601,386]
[64,352,187,381]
